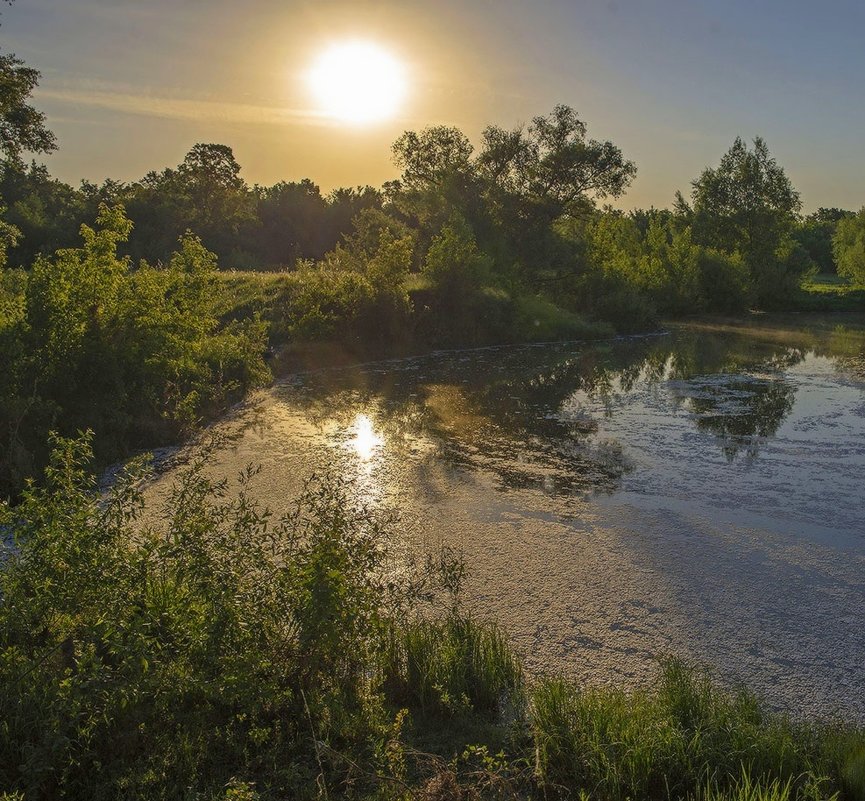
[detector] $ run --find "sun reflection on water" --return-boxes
[349,413,383,462]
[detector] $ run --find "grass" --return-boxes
[384,615,524,720]
[795,274,865,312]
[529,659,844,801]
[2,436,865,800]
[216,270,613,363]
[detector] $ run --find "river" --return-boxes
[143,315,865,721]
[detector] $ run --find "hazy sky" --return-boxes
[4,0,864,212]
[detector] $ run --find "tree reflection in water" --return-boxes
[281,317,865,498]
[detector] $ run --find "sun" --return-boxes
[307,41,407,125]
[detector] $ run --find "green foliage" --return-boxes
[833,208,865,285]
[390,104,636,289]
[682,137,804,306]
[296,219,414,346]
[0,204,19,269]
[0,435,484,799]
[794,209,854,275]
[796,273,865,312]
[424,212,491,291]
[531,658,864,801]
[512,292,611,341]
[0,204,268,498]
[697,248,752,313]
[384,615,524,720]
[0,52,56,160]
[632,219,701,314]
[1,436,863,799]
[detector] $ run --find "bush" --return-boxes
[833,208,865,285]
[0,205,269,499]
[698,248,753,313]
[0,435,484,799]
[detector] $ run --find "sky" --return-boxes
[3,0,865,212]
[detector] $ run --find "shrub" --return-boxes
[698,248,752,313]
[0,205,269,499]
[833,208,865,285]
[0,435,477,799]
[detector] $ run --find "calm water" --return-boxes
[148,315,865,720]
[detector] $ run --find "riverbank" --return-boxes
[133,316,865,730]
[3,431,864,801]
[216,270,865,376]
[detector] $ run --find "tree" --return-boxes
[682,137,802,305]
[794,208,854,274]
[392,127,474,192]
[390,106,636,285]
[324,185,383,249]
[0,160,91,266]
[392,106,635,227]
[481,105,636,218]
[833,207,865,285]
[0,53,56,161]
[125,144,254,265]
[255,179,329,266]
[176,143,253,252]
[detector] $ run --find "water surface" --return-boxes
[148,315,865,720]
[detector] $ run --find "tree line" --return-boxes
[2,47,864,298]
[3,47,865,499]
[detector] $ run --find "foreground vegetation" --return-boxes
[1,436,864,800]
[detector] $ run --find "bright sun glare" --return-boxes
[349,414,383,462]
[307,41,407,124]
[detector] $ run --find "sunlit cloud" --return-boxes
[36,86,331,128]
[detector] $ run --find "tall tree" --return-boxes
[0,53,56,161]
[255,179,330,266]
[389,105,635,283]
[125,144,254,264]
[682,136,803,304]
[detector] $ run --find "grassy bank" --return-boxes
[1,436,863,801]
[794,274,865,312]
[216,269,615,366]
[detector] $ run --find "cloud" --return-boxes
[36,86,330,127]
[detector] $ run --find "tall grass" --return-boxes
[384,615,524,720]
[531,658,865,801]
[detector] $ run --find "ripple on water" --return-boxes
[141,317,865,722]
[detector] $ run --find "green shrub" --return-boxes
[833,208,865,285]
[0,205,269,499]
[0,437,368,798]
[0,435,483,799]
[698,248,752,313]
